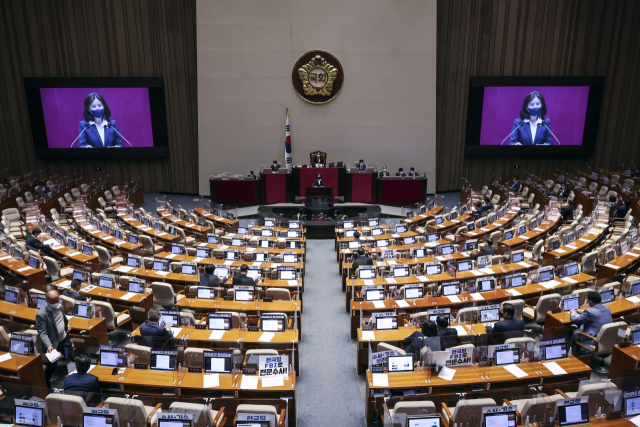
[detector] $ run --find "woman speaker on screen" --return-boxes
[508,91,553,146]
[77,92,123,148]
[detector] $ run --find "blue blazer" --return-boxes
[77,120,123,148]
[139,321,173,348]
[570,303,613,338]
[508,118,553,145]
[64,372,100,394]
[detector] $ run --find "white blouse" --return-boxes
[525,117,542,143]
[95,120,106,145]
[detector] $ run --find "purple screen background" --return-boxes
[479,86,589,146]
[40,88,154,148]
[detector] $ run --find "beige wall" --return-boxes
[197,0,437,196]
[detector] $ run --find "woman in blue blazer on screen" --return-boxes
[77,92,123,148]
[508,91,553,145]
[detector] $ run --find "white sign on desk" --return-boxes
[258,354,289,377]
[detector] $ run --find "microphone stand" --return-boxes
[500,123,523,145]
[106,122,133,147]
[70,124,91,147]
[544,123,562,145]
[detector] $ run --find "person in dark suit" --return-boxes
[63,279,90,302]
[312,173,325,188]
[486,303,525,335]
[408,167,418,177]
[353,248,374,268]
[36,290,74,387]
[312,153,324,166]
[35,184,49,199]
[436,315,458,349]
[508,91,553,145]
[570,291,613,353]
[233,264,258,287]
[473,197,493,217]
[608,195,619,219]
[379,166,390,179]
[140,308,173,348]
[247,170,256,179]
[396,168,406,177]
[560,201,574,225]
[510,176,521,192]
[200,264,225,287]
[479,239,496,256]
[403,321,438,355]
[560,186,571,199]
[270,161,279,172]
[357,160,366,172]
[633,167,640,179]
[64,353,101,397]
[613,199,631,219]
[26,228,49,252]
[77,93,123,148]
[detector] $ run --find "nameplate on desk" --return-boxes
[185,294,195,299]
[263,297,273,302]
[243,368,256,375]
[354,297,364,302]
[188,367,202,373]
[195,324,207,330]
[248,326,259,332]
[224,296,233,301]
[134,364,147,369]
[363,326,373,331]
[371,367,384,373]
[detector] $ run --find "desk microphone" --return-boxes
[70,123,91,147]
[500,122,524,145]
[105,122,133,147]
[544,123,562,145]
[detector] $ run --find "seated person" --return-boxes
[25,228,50,252]
[312,173,325,188]
[608,195,618,219]
[472,239,496,259]
[35,184,50,199]
[63,279,90,302]
[510,176,521,192]
[64,353,101,400]
[486,303,524,335]
[200,264,225,287]
[233,264,258,287]
[270,160,279,172]
[396,168,406,177]
[613,199,631,219]
[312,153,324,166]
[559,200,574,225]
[403,321,438,355]
[473,197,493,217]
[408,167,418,177]
[436,315,458,349]
[352,248,373,267]
[379,166,390,178]
[357,159,366,172]
[570,291,612,352]
[140,308,173,348]
[247,170,256,179]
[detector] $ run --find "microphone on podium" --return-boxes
[544,123,562,145]
[104,122,133,147]
[70,123,92,147]
[500,122,524,145]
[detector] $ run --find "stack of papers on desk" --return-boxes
[627,296,640,304]
[446,295,461,303]
[361,331,375,341]
[17,267,33,272]
[258,332,274,342]
[540,280,561,289]
[376,261,386,267]
[579,238,591,243]
[115,266,134,273]
[392,234,400,238]
[417,276,428,282]
[385,277,397,284]
[469,270,483,276]
[203,374,219,388]
[396,300,410,308]
[57,280,72,289]
[0,256,11,261]
[453,325,468,336]
[438,366,456,381]
[566,245,578,250]
[503,364,528,378]
[287,280,298,287]
[562,277,577,284]
[262,376,284,388]
[240,375,259,390]
[506,289,522,296]
[155,271,170,276]
[209,330,225,340]
[372,373,389,387]
[517,261,531,268]
[603,263,620,269]
[555,249,567,254]
[435,256,447,262]
[120,293,137,301]
[543,362,567,375]
[469,293,484,301]
[387,260,397,265]
[115,241,125,246]
[372,301,386,309]
[0,353,12,363]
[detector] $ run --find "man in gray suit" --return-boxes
[570,291,612,353]
[36,290,74,387]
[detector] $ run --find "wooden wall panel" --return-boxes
[437,0,640,191]
[0,0,198,194]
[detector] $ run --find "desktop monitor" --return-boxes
[181,262,197,275]
[427,233,439,242]
[127,255,141,268]
[128,279,146,294]
[100,348,125,367]
[237,226,248,234]
[438,244,454,255]
[393,266,410,278]
[565,232,575,245]
[358,267,375,279]
[365,289,384,301]
[396,224,408,233]
[282,253,298,264]
[28,255,39,269]
[278,268,296,281]
[376,239,389,248]
[348,240,360,249]
[466,222,475,232]
[55,231,65,244]
[511,250,525,263]
[231,237,244,247]
[264,218,276,227]
[204,351,232,374]
[14,403,44,427]
[623,391,640,417]
[246,266,262,280]
[197,287,214,299]
[539,268,555,283]
[171,243,185,255]
[404,286,423,300]
[207,235,219,244]
[29,292,47,309]
[289,221,300,229]
[9,336,31,356]
[457,260,472,272]
[128,232,139,244]
[74,302,92,319]
[557,401,589,426]
[403,236,416,245]
[345,230,356,239]
[441,282,460,296]
[287,230,300,238]
[506,274,526,288]
[208,313,231,330]
[259,239,273,249]
[67,237,77,250]
[479,306,500,323]
[562,296,580,312]
[407,416,442,427]
[213,266,229,278]
[503,228,514,240]
[153,258,170,272]
[225,250,238,261]
[196,247,211,258]
[159,311,180,327]
[261,228,274,237]
[376,315,398,330]
[287,239,301,249]
[150,350,177,371]
[413,248,426,258]
[464,240,478,251]
[83,413,117,427]
[261,315,285,332]
[372,227,383,236]
[518,225,527,235]
[494,348,520,366]
[561,262,579,277]
[82,244,93,255]
[599,289,614,303]
[424,263,442,276]
[98,275,115,289]
[483,410,517,427]
[477,278,495,292]
[235,288,254,302]
[368,219,379,227]
[551,240,561,250]
[542,343,567,361]
[168,226,176,236]
[387,354,414,372]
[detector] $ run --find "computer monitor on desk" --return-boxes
[196,247,211,258]
[247,266,262,280]
[14,401,44,427]
[287,239,301,249]
[150,349,177,371]
[204,351,232,374]
[562,296,580,312]
[494,348,520,366]
[208,313,231,330]
[368,219,379,227]
[413,248,426,258]
[358,267,375,279]
[557,400,589,426]
[83,412,117,427]
[387,354,414,372]
[365,288,384,301]
[407,416,442,427]
[424,263,442,276]
[482,409,517,427]
[214,266,229,278]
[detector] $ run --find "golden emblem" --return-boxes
[298,55,339,97]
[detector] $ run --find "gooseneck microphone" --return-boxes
[105,122,133,147]
[70,123,91,147]
[500,122,524,145]
[544,122,562,145]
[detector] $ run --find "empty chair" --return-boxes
[575,321,627,373]
[96,245,124,268]
[377,343,406,355]
[525,240,544,261]
[175,226,195,245]
[98,197,114,213]
[46,393,87,426]
[43,256,73,281]
[523,293,561,325]
[456,307,478,323]
[236,404,283,427]
[92,301,130,331]
[388,401,436,425]
[505,395,563,423]
[59,295,76,314]
[58,198,74,214]
[265,288,291,301]
[169,402,225,427]
[245,349,279,371]
[125,343,152,366]
[151,282,185,308]
[442,398,496,426]
[104,397,161,427]
[111,186,121,197]
[71,188,82,200]
[140,235,163,256]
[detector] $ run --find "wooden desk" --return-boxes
[426,214,472,235]
[199,242,306,263]
[364,356,591,424]
[0,351,47,396]
[543,223,608,260]
[0,301,108,346]
[0,250,46,287]
[498,215,561,252]
[73,211,143,255]
[50,278,154,314]
[194,208,239,231]
[607,343,640,384]
[334,224,390,239]
[33,232,99,273]
[597,244,640,279]
[157,208,212,235]
[458,208,520,241]
[117,211,182,244]
[401,206,444,227]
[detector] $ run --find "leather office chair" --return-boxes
[309,151,327,166]
[96,245,124,269]
[151,282,185,308]
[93,301,131,331]
[235,404,284,427]
[504,337,535,354]
[175,227,195,245]
[58,197,74,214]
[575,321,627,373]
[184,347,206,368]
[455,307,478,323]
[442,398,496,427]
[169,402,225,427]
[503,395,563,425]
[580,251,598,274]
[244,349,279,371]
[140,235,163,256]
[388,401,436,425]
[557,383,621,417]
[217,311,246,329]
[377,342,406,355]
[43,256,73,281]
[265,288,291,301]
[58,295,76,315]
[523,293,561,326]
[104,397,161,427]
[524,240,544,262]
[46,393,87,426]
